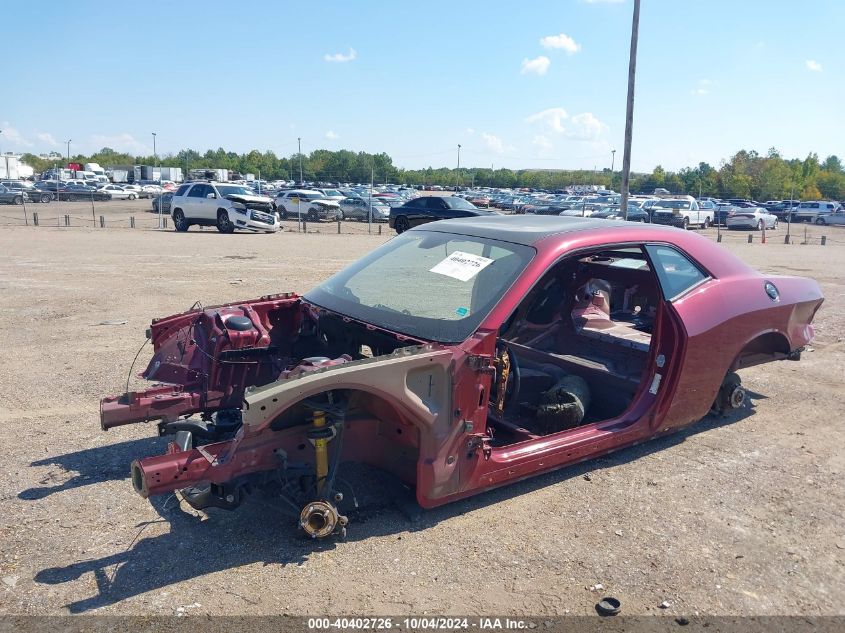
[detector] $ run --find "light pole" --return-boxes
[611,149,616,191]
[620,0,641,220]
[66,139,72,162]
[151,132,157,180]
[456,144,461,191]
[298,137,303,186]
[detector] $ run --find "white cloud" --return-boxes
[540,33,581,54]
[89,133,149,154]
[806,59,822,72]
[36,132,58,146]
[521,55,551,75]
[324,48,357,63]
[481,132,504,154]
[325,130,339,140]
[525,107,568,133]
[532,135,554,157]
[568,112,608,140]
[1,122,33,147]
[691,78,712,95]
[465,127,475,135]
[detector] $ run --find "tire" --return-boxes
[13,195,23,205]
[129,194,136,200]
[757,220,764,231]
[394,216,410,234]
[39,193,52,203]
[307,209,318,222]
[337,210,344,221]
[173,209,189,232]
[815,217,826,225]
[703,216,711,229]
[772,218,778,230]
[216,209,235,233]
[682,217,689,230]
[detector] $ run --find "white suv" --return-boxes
[275,189,341,221]
[170,182,279,233]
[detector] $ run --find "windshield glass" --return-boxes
[304,230,534,342]
[216,185,255,196]
[322,189,342,197]
[445,197,478,210]
[654,200,692,209]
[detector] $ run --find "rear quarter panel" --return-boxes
[661,273,822,429]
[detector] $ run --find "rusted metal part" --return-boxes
[300,500,347,539]
[494,349,510,417]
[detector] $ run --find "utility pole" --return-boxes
[456,144,461,191]
[298,137,303,186]
[66,139,72,162]
[151,132,157,181]
[620,0,641,220]
[611,149,616,191]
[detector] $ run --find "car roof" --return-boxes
[412,214,757,279]
[409,214,681,246]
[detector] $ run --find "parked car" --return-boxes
[651,197,713,229]
[120,184,147,198]
[151,192,174,214]
[1,180,51,203]
[98,184,135,200]
[54,184,112,201]
[767,201,801,220]
[558,203,604,218]
[275,190,341,221]
[813,208,845,226]
[313,188,345,201]
[169,182,279,233]
[792,201,841,224]
[338,197,390,222]
[389,195,491,233]
[726,207,778,230]
[0,184,29,205]
[100,215,823,539]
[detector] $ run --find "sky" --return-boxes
[1,0,842,173]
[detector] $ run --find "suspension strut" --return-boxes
[300,404,348,538]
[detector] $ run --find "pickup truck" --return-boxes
[792,201,842,224]
[651,196,713,229]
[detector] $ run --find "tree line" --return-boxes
[20,146,845,201]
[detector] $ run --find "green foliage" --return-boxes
[22,145,845,200]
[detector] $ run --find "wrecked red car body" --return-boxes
[100,216,823,538]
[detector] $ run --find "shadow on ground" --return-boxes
[32,401,758,613]
[18,437,168,501]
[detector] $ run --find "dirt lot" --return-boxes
[0,216,843,616]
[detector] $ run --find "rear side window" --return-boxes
[645,245,708,300]
[175,184,190,196]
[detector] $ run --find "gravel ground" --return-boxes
[0,220,843,616]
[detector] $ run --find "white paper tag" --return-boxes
[429,251,494,282]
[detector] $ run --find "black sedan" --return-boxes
[389,195,493,233]
[53,184,111,201]
[151,192,174,214]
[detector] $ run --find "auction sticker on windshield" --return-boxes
[429,251,494,282]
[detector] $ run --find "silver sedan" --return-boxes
[726,207,778,230]
[338,197,390,222]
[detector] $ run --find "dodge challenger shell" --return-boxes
[100,215,823,538]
